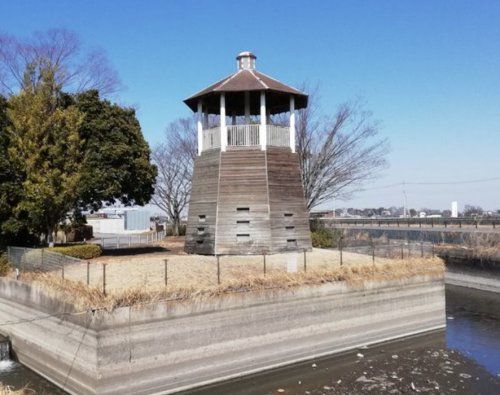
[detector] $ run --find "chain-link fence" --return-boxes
[5,235,440,296]
[341,238,437,260]
[7,246,83,273]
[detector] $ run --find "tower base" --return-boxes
[185,147,312,255]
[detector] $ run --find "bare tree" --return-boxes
[463,205,484,218]
[151,118,197,235]
[296,89,389,210]
[0,28,120,95]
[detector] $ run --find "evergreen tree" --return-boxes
[73,90,157,212]
[1,95,40,246]
[0,68,156,246]
[5,66,83,244]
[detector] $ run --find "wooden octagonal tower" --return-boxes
[184,52,312,255]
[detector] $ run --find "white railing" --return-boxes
[202,127,221,150]
[201,124,290,151]
[267,125,289,147]
[227,124,260,146]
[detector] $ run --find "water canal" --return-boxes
[1,285,499,394]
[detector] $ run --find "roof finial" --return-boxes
[236,51,256,70]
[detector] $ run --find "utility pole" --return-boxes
[402,181,408,219]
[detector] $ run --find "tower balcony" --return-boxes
[202,124,291,152]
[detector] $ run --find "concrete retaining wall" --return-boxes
[0,275,445,395]
[445,268,500,293]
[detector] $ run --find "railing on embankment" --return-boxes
[318,217,500,229]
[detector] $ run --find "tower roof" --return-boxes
[184,52,308,115]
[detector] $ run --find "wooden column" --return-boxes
[260,91,267,150]
[197,101,203,155]
[203,108,209,128]
[220,93,227,151]
[289,95,296,153]
[244,91,250,123]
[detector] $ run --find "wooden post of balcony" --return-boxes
[244,91,250,123]
[203,108,209,128]
[220,93,227,151]
[290,95,296,153]
[197,100,203,155]
[260,91,267,150]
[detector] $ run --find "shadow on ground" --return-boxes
[101,246,170,256]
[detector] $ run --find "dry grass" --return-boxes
[0,383,35,395]
[18,252,444,311]
[65,248,396,293]
[436,232,500,261]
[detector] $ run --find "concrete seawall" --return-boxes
[0,275,445,395]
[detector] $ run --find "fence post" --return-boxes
[421,242,424,258]
[87,261,90,286]
[164,259,168,287]
[432,243,435,258]
[7,246,11,264]
[216,255,220,285]
[303,248,307,272]
[263,252,266,276]
[116,236,119,249]
[401,244,404,260]
[129,236,131,247]
[102,263,107,296]
[407,239,411,257]
[61,256,65,280]
[41,248,44,267]
[339,236,343,266]
[372,241,375,264]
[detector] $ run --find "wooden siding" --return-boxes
[184,150,220,254]
[216,149,272,254]
[266,147,312,252]
[185,147,312,255]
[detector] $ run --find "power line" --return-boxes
[362,177,500,191]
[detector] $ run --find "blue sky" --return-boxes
[1,0,499,211]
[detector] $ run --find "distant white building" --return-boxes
[451,201,458,218]
[86,209,151,235]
